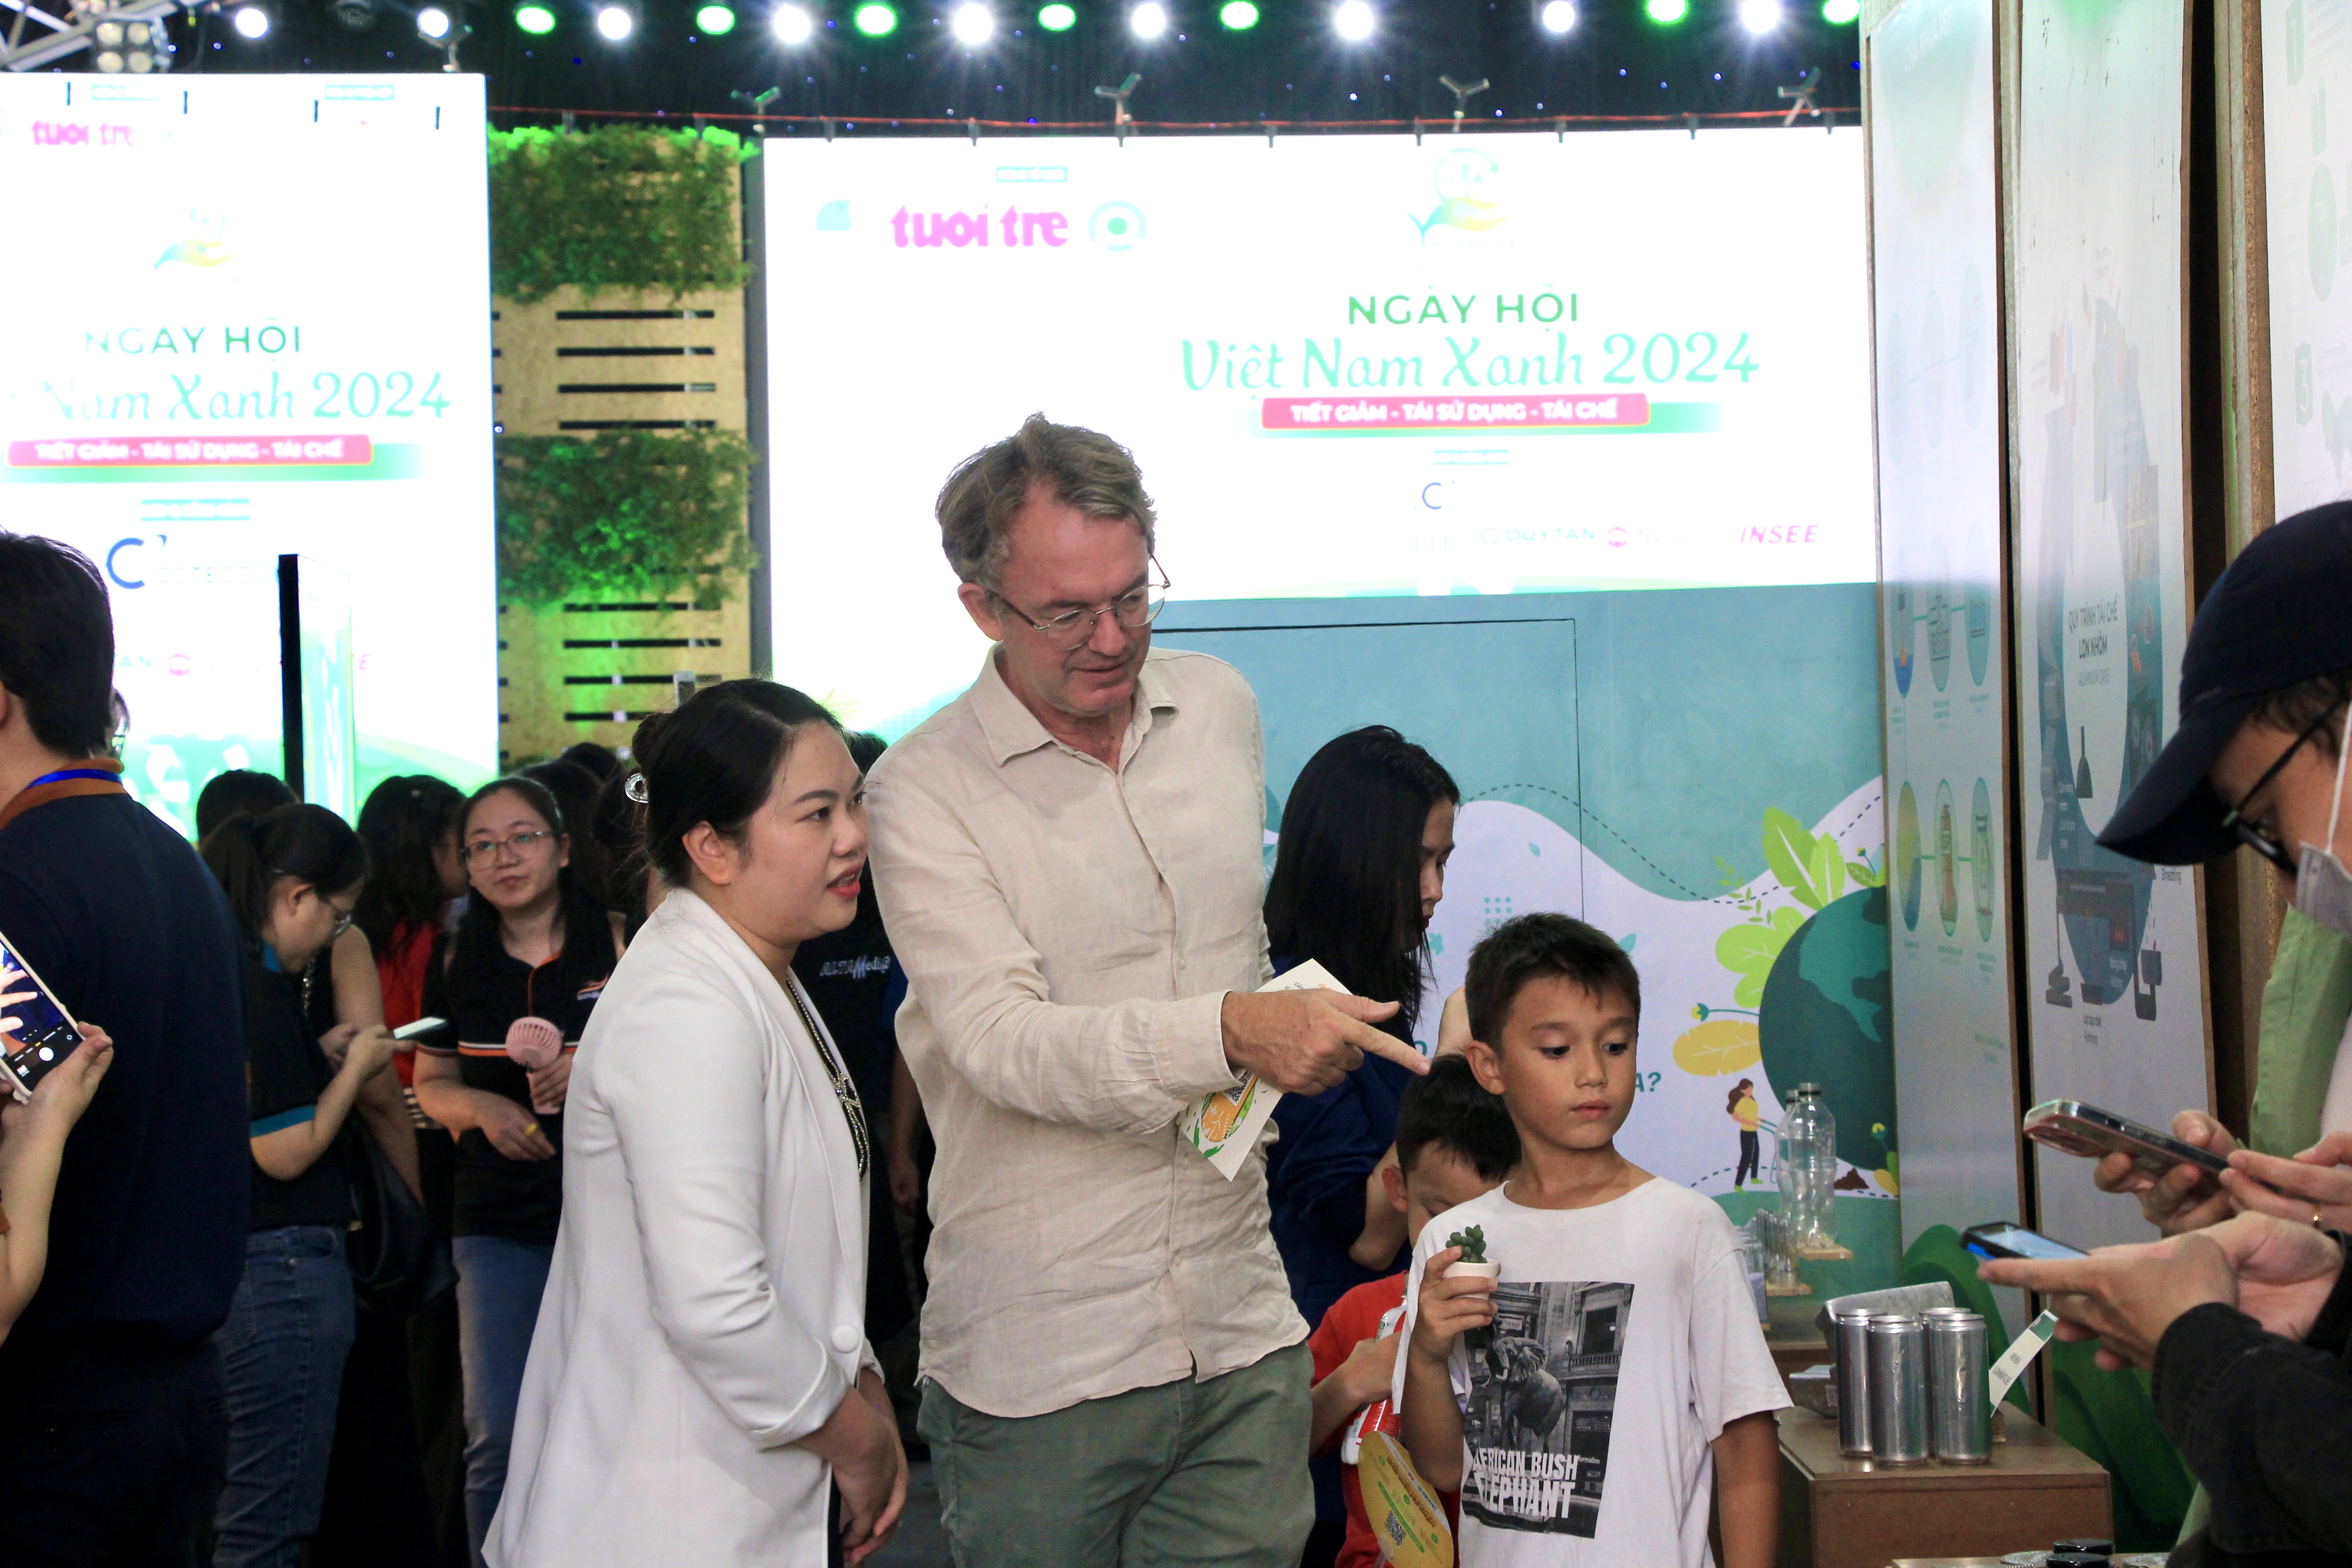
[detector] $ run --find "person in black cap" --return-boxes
[2086,501,2352,1237]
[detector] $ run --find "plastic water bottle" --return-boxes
[1778,1084,1839,1253]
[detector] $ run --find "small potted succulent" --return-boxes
[1443,1224,1499,1283]
[1445,1224,1500,1353]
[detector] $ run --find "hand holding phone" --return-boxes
[2025,1099,2244,1235]
[392,1016,446,1042]
[0,940,84,1104]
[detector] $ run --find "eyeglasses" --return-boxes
[990,559,1171,652]
[462,830,555,867]
[2220,702,2347,872]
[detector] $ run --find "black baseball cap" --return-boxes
[2099,502,2352,864]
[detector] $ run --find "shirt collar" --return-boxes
[968,647,1179,768]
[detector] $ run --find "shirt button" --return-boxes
[830,1324,861,1354]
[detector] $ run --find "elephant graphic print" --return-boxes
[1460,1281,1635,1537]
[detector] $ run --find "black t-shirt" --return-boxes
[791,921,897,1118]
[244,955,354,1233]
[416,901,614,1246]
[0,790,249,1350]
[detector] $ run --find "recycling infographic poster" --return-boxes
[0,75,498,833]
[2014,0,2211,1250]
[763,130,1874,738]
[1868,0,2023,1277]
[2265,0,2352,518]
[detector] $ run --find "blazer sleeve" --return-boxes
[597,965,853,1450]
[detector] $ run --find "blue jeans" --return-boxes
[213,1226,356,1568]
[451,1234,553,1568]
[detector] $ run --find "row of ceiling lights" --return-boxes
[509,0,1852,44]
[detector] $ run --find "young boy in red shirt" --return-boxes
[1307,1054,1520,1568]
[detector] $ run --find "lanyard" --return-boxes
[24,768,121,789]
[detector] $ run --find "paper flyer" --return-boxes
[1179,959,1350,1180]
[1358,1431,1455,1568]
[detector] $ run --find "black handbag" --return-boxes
[346,1127,454,1317]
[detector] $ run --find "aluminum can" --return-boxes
[1832,1309,1876,1455]
[1865,1313,1931,1465]
[1926,1311,1990,1464]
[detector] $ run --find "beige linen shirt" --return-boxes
[866,645,1303,1419]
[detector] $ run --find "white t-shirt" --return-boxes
[1391,1178,1790,1568]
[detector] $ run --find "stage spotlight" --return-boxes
[515,1,556,28]
[1538,0,1573,30]
[93,14,170,68]
[417,5,452,36]
[771,0,812,36]
[1821,0,1857,18]
[853,0,895,31]
[949,0,992,43]
[1127,0,1164,36]
[1332,0,1372,41]
[231,5,270,37]
[1218,0,1254,23]
[1738,0,1780,31]
[1038,0,1074,25]
[1644,0,1685,21]
[594,3,632,37]
[697,2,736,29]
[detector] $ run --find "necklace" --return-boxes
[783,974,871,1178]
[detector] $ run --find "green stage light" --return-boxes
[1219,0,1255,23]
[1038,0,1074,25]
[696,2,736,28]
[1645,0,1686,20]
[854,0,895,30]
[514,1,555,29]
[1821,0,1858,19]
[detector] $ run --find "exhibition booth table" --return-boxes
[1774,1407,2112,1568]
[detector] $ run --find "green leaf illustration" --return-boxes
[1845,857,1886,889]
[1810,833,1847,906]
[1762,807,1823,910]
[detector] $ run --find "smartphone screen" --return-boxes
[0,937,81,1098]
[1964,1223,2088,1262]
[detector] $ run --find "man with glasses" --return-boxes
[867,414,1428,1568]
[2088,501,2352,1236]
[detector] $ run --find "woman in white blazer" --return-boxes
[489,681,908,1568]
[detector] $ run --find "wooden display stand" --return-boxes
[1774,1407,2111,1568]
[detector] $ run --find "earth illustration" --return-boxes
[1757,886,1895,1178]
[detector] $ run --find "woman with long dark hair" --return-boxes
[1261,727,1458,1568]
[493,682,905,1566]
[202,804,402,1568]
[411,776,624,1565]
[1728,1078,1762,1190]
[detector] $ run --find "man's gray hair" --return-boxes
[934,413,1157,588]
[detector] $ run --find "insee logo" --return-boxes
[891,206,1069,248]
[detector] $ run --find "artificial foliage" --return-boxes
[495,429,756,606]
[487,125,756,304]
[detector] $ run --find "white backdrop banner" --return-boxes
[0,75,498,828]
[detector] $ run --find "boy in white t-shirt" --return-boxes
[1394,913,1788,1568]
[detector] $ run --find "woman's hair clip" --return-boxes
[623,772,650,805]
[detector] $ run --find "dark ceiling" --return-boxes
[131,0,1860,127]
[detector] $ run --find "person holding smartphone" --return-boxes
[0,978,114,1340]
[202,804,403,1568]
[412,776,625,1565]
[2087,505,2352,1235]
[1978,1213,2352,1567]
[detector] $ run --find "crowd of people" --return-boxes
[0,426,2348,1568]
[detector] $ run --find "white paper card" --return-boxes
[1178,959,1351,1180]
[1987,1309,2058,1409]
